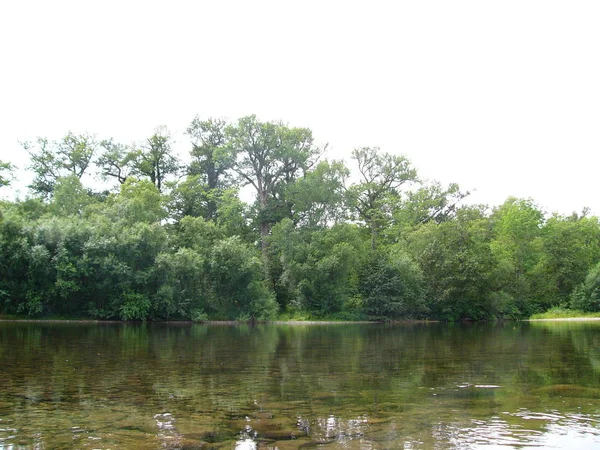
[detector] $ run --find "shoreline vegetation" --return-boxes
[3,316,600,324]
[1,116,600,323]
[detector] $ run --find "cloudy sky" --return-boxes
[1,1,599,215]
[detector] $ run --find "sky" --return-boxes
[1,0,599,215]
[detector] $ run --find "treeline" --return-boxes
[1,115,599,321]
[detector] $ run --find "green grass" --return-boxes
[530,307,600,320]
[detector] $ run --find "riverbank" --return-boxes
[528,317,600,322]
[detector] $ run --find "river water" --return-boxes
[1,321,600,449]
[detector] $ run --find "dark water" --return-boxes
[1,322,600,449]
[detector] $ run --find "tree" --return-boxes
[284,160,349,228]
[392,181,469,228]
[50,175,97,217]
[207,236,278,320]
[358,246,426,319]
[407,206,496,320]
[226,115,322,252]
[0,160,14,188]
[97,138,137,185]
[347,147,417,249]
[534,214,600,306]
[570,262,600,312]
[489,198,545,315]
[270,219,364,314]
[186,117,234,220]
[24,132,97,198]
[132,127,179,192]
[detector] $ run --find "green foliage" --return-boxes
[132,127,180,192]
[270,220,364,315]
[530,306,600,319]
[51,176,97,216]
[1,116,599,322]
[347,146,418,249]
[226,115,322,251]
[570,262,600,312]
[119,292,151,321]
[0,160,14,187]
[97,138,137,185]
[207,236,278,320]
[25,132,97,198]
[407,207,496,321]
[358,247,426,319]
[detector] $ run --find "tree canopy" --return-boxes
[1,116,599,322]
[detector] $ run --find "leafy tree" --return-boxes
[97,138,137,185]
[106,178,166,224]
[154,248,207,319]
[407,206,496,320]
[570,262,600,312]
[284,160,349,228]
[347,147,417,249]
[50,176,97,217]
[270,219,364,314]
[226,115,322,252]
[534,214,600,307]
[0,160,14,188]
[489,198,545,315]
[358,247,426,319]
[206,236,278,320]
[186,117,234,220]
[24,132,97,198]
[132,127,179,192]
[167,175,214,221]
[392,181,469,228]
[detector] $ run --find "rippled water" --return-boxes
[1,321,600,449]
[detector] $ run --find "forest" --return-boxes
[1,115,599,322]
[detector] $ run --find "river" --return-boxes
[1,321,599,449]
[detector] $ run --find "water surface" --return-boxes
[1,321,600,449]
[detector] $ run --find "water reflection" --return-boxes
[1,322,600,448]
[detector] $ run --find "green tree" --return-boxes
[186,117,234,220]
[358,247,426,319]
[132,127,179,192]
[24,132,97,198]
[0,160,14,188]
[570,262,600,312]
[226,115,322,253]
[392,181,469,228]
[97,138,137,185]
[347,147,417,249]
[207,236,278,320]
[284,160,349,228]
[534,214,600,307]
[50,175,97,217]
[407,206,496,320]
[489,198,545,316]
[270,219,364,314]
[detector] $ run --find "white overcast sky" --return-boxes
[1,0,599,215]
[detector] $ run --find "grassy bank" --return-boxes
[530,307,600,320]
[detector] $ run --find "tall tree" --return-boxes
[97,139,137,185]
[185,117,234,220]
[347,147,417,249]
[133,126,179,192]
[24,132,97,198]
[226,115,322,252]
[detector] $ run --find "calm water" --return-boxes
[1,322,600,449]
